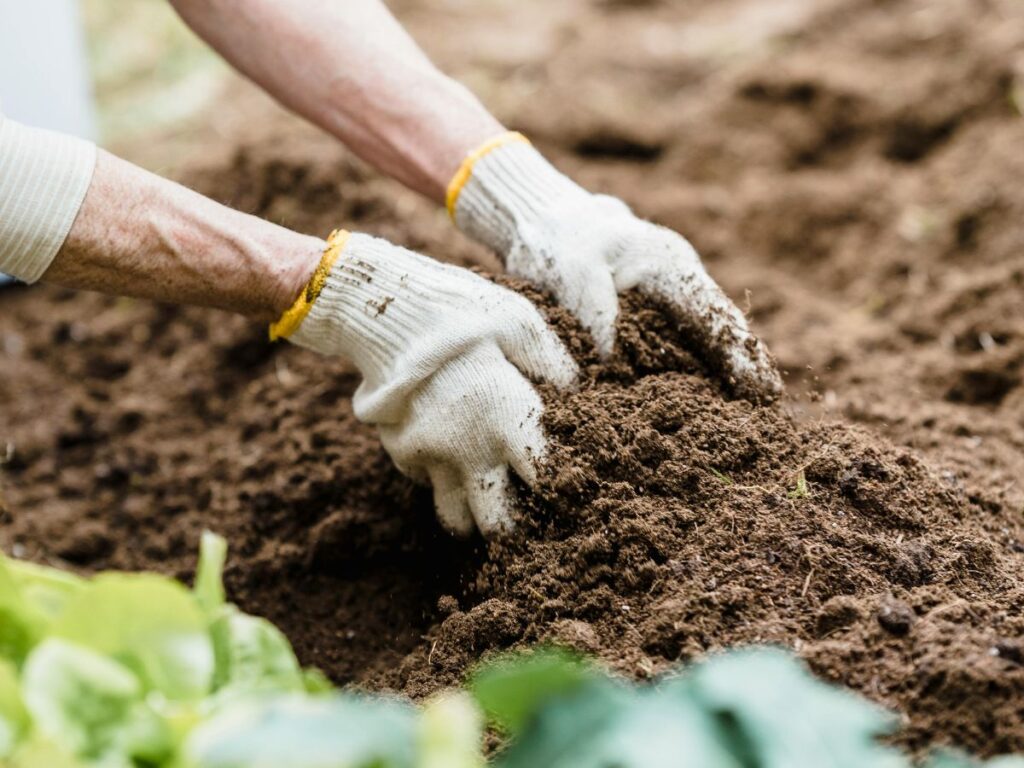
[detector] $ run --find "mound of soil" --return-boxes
[385,289,1024,756]
[3,0,1024,759]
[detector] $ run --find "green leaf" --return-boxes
[0,659,28,757]
[489,680,622,768]
[195,531,227,617]
[184,693,418,768]
[8,735,89,768]
[678,647,905,768]
[301,668,334,695]
[788,470,809,499]
[209,607,304,699]
[21,639,174,766]
[470,648,599,735]
[709,468,734,486]
[496,682,739,768]
[0,557,44,664]
[197,532,311,701]
[52,573,214,701]
[416,691,484,768]
[6,558,85,620]
[0,556,85,665]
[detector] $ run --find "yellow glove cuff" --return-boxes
[269,229,351,341]
[445,131,530,220]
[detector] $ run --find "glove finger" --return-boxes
[378,426,430,484]
[426,464,476,537]
[466,465,518,538]
[674,273,782,403]
[504,401,547,489]
[559,263,619,360]
[631,231,783,402]
[499,296,579,390]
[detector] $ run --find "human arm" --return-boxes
[47,149,323,323]
[0,115,574,536]
[0,110,321,320]
[168,0,502,201]
[169,0,783,400]
[53,160,579,534]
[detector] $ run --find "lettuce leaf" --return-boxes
[0,558,47,664]
[470,648,599,736]
[486,673,739,768]
[675,648,903,768]
[51,573,214,702]
[196,531,309,703]
[0,658,27,757]
[21,638,173,766]
[7,735,90,768]
[208,608,305,700]
[6,558,85,620]
[184,693,417,768]
[417,691,484,768]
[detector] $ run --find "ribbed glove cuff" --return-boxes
[450,135,586,257]
[0,116,96,283]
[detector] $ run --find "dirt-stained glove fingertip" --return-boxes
[727,343,785,405]
[551,349,581,391]
[467,466,519,539]
[427,465,476,537]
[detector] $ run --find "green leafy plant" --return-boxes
[472,649,1024,768]
[0,535,1021,768]
[0,532,320,767]
[0,533,480,768]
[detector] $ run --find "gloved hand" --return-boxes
[448,133,782,402]
[271,231,578,537]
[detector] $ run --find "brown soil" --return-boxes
[397,287,1024,756]
[3,0,1024,758]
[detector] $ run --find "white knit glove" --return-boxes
[273,231,578,537]
[449,134,782,402]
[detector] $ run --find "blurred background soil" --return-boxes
[2,0,1024,757]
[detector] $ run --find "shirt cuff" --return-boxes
[0,115,97,283]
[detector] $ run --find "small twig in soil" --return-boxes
[801,567,815,599]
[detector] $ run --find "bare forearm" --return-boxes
[44,150,323,322]
[169,0,502,201]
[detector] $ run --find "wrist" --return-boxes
[265,231,326,323]
[317,66,504,202]
[208,211,323,325]
[448,134,588,258]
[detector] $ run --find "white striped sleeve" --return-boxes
[0,114,96,283]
